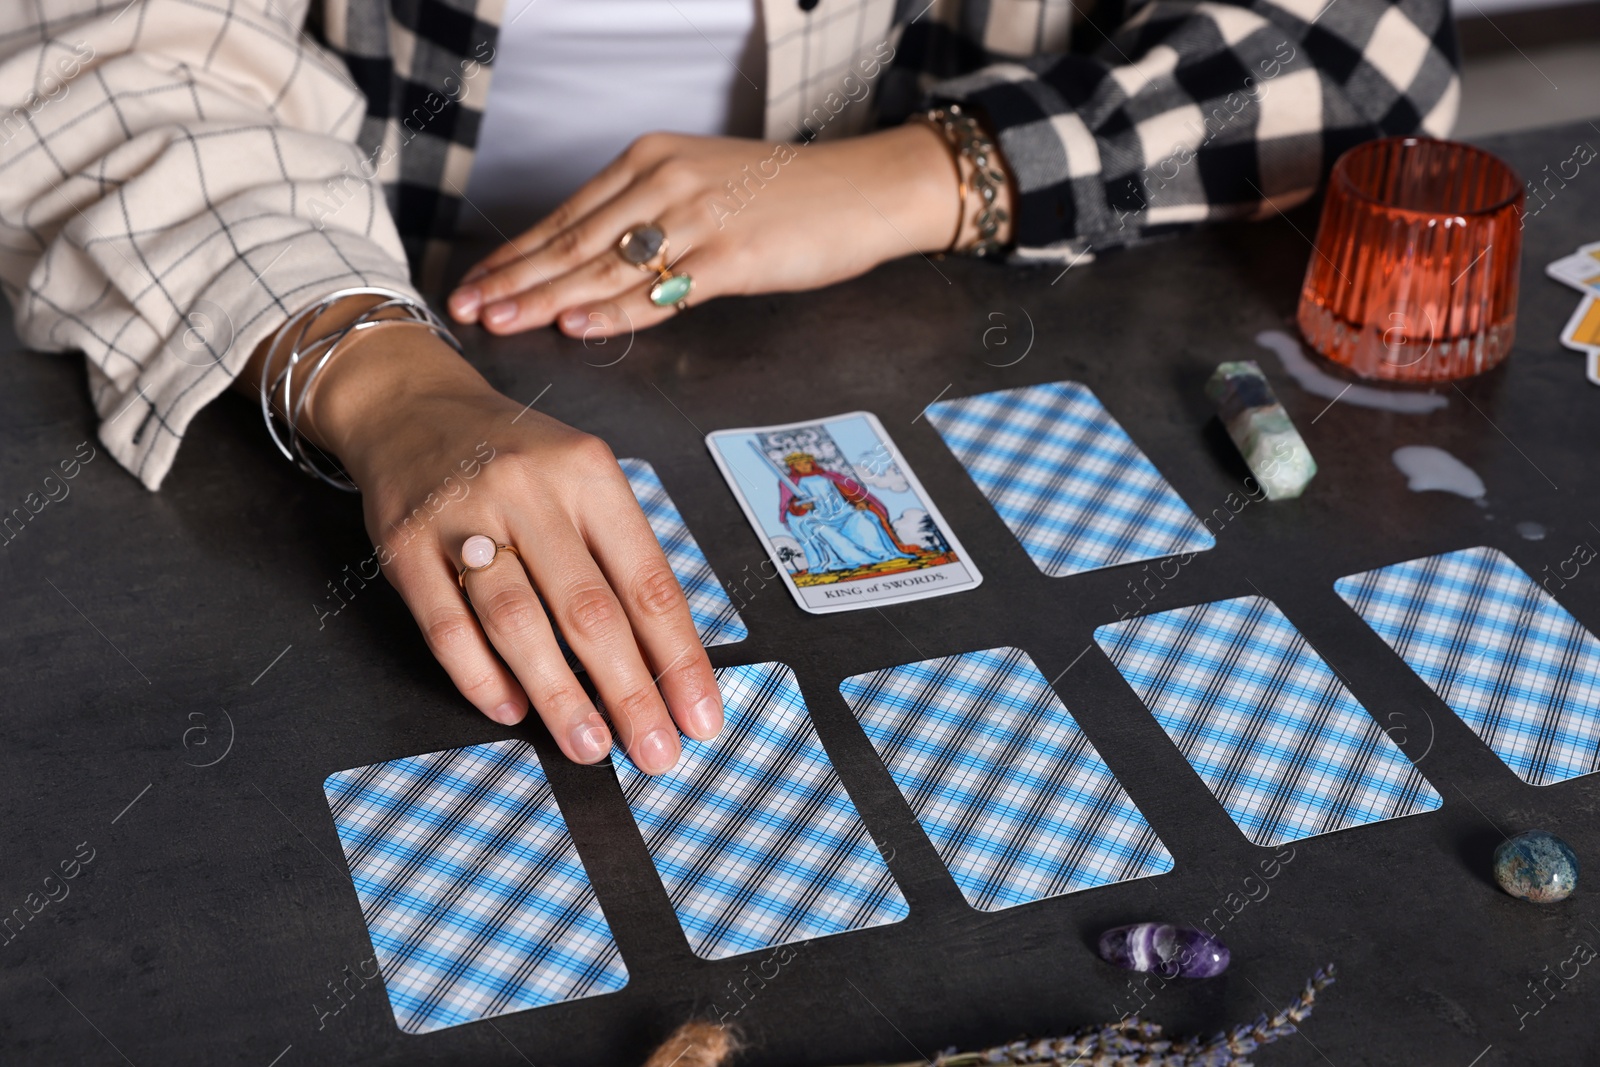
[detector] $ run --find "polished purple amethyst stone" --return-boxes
[1097,923,1230,978]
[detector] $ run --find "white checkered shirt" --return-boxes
[2,0,1458,489]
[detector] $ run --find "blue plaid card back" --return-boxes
[839,647,1174,911]
[1335,546,1600,786]
[324,741,627,1033]
[615,661,908,959]
[620,458,747,648]
[925,382,1215,577]
[1095,597,1441,846]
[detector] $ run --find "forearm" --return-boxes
[0,1,416,490]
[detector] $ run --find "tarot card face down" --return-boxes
[323,741,628,1032]
[707,412,981,613]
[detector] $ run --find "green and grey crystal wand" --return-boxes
[1205,360,1318,501]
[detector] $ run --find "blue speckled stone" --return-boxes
[1097,923,1230,978]
[1494,831,1579,903]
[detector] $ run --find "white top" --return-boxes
[464,0,765,235]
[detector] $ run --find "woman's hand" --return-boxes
[447,124,983,337]
[292,321,722,774]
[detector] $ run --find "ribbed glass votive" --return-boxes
[1298,137,1524,382]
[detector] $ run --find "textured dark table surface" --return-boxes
[3,120,1598,1067]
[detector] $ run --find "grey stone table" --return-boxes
[3,120,1597,1067]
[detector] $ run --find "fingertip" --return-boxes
[449,286,481,323]
[568,713,613,764]
[489,700,526,726]
[680,693,723,742]
[634,726,681,775]
[559,308,589,335]
[483,301,518,331]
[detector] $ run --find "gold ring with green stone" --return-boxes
[649,270,692,312]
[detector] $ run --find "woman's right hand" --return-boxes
[291,317,722,774]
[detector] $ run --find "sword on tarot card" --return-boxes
[748,441,810,501]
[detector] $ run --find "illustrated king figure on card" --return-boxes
[778,450,920,572]
[750,424,952,587]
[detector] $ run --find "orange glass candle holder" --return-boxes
[1297,137,1524,383]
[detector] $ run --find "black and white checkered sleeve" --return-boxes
[0,1,418,490]
[924,0,1460,260]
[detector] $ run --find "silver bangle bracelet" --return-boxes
[258,286,462,492]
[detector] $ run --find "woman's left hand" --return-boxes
[447,125,969,338]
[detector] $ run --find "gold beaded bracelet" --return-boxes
[911,104,1011,257]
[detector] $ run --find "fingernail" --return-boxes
[491,701,524,725]
[483,301,516,327]
[634,727,680,774]
[569,714,612,762]
[559,308,588,333]
[449,286,481,319]
[683,695,723,741]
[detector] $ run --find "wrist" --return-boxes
[302,324,489,468]
[244,291,492,489]
[826,124,968,254]
[896,122,969,253]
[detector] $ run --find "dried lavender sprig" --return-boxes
[832,965,1337,1067]
[1162,963,1336,1065]
[638,967,1336,1067]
